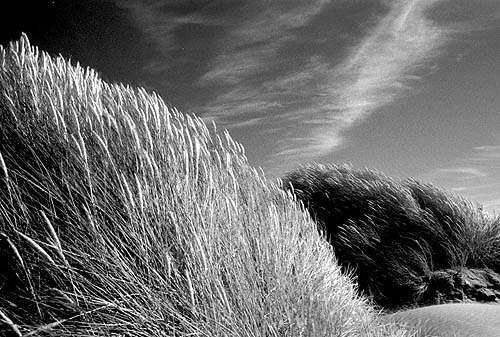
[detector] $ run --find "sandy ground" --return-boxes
[385,303,500,337]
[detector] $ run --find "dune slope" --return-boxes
[0,35,410,337]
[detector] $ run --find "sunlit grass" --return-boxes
[0,35,411,337]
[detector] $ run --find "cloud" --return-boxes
[419,144,500,213]
[116,1,214,51]
[196,56,330,123]
[116,0,500,178]
[198,0,331,85]
[116,0,333,127]
[200,0,461,164]
[434,167,488,179]
[421,165,491,188]
[471,145,500,161]
[117,0,331,78]
[289,0,451,156]
[266,0,500,167]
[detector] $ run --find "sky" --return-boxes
[2,0,500,213]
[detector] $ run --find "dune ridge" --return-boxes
[0,35,410,337]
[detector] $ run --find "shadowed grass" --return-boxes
[0,35,411,336]
[282,163,500,308]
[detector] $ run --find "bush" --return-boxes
[282,163,500,308]
[0,35,410,337]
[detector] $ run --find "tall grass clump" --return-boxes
[0,35,411,336]
[282,163,500,308]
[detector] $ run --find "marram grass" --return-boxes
[283,163,500,308]
[0,35,411,336]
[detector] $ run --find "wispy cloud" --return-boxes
[280,0,451,157]
[115,0,332,125]
[116,0,499,178]
[197,0,462,166]
[115,0,227,59]
[198,56,330,123]
[433,167,488,179]
[264,0,500,174]
[420,144,500,213]
[198,0,331,85]
[471,145,500,162]
[191,0,333,129]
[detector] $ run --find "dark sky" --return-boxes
[3,0,500,213]
[3,1,147,81]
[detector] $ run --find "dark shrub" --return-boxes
[282,163,499,308]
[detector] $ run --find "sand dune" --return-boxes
[386,303,500,337]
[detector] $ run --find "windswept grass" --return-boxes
[282,163,500,308]
[0,35,411,336]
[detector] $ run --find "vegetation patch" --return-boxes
[0,35,412,336]
[282,163,500,308]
